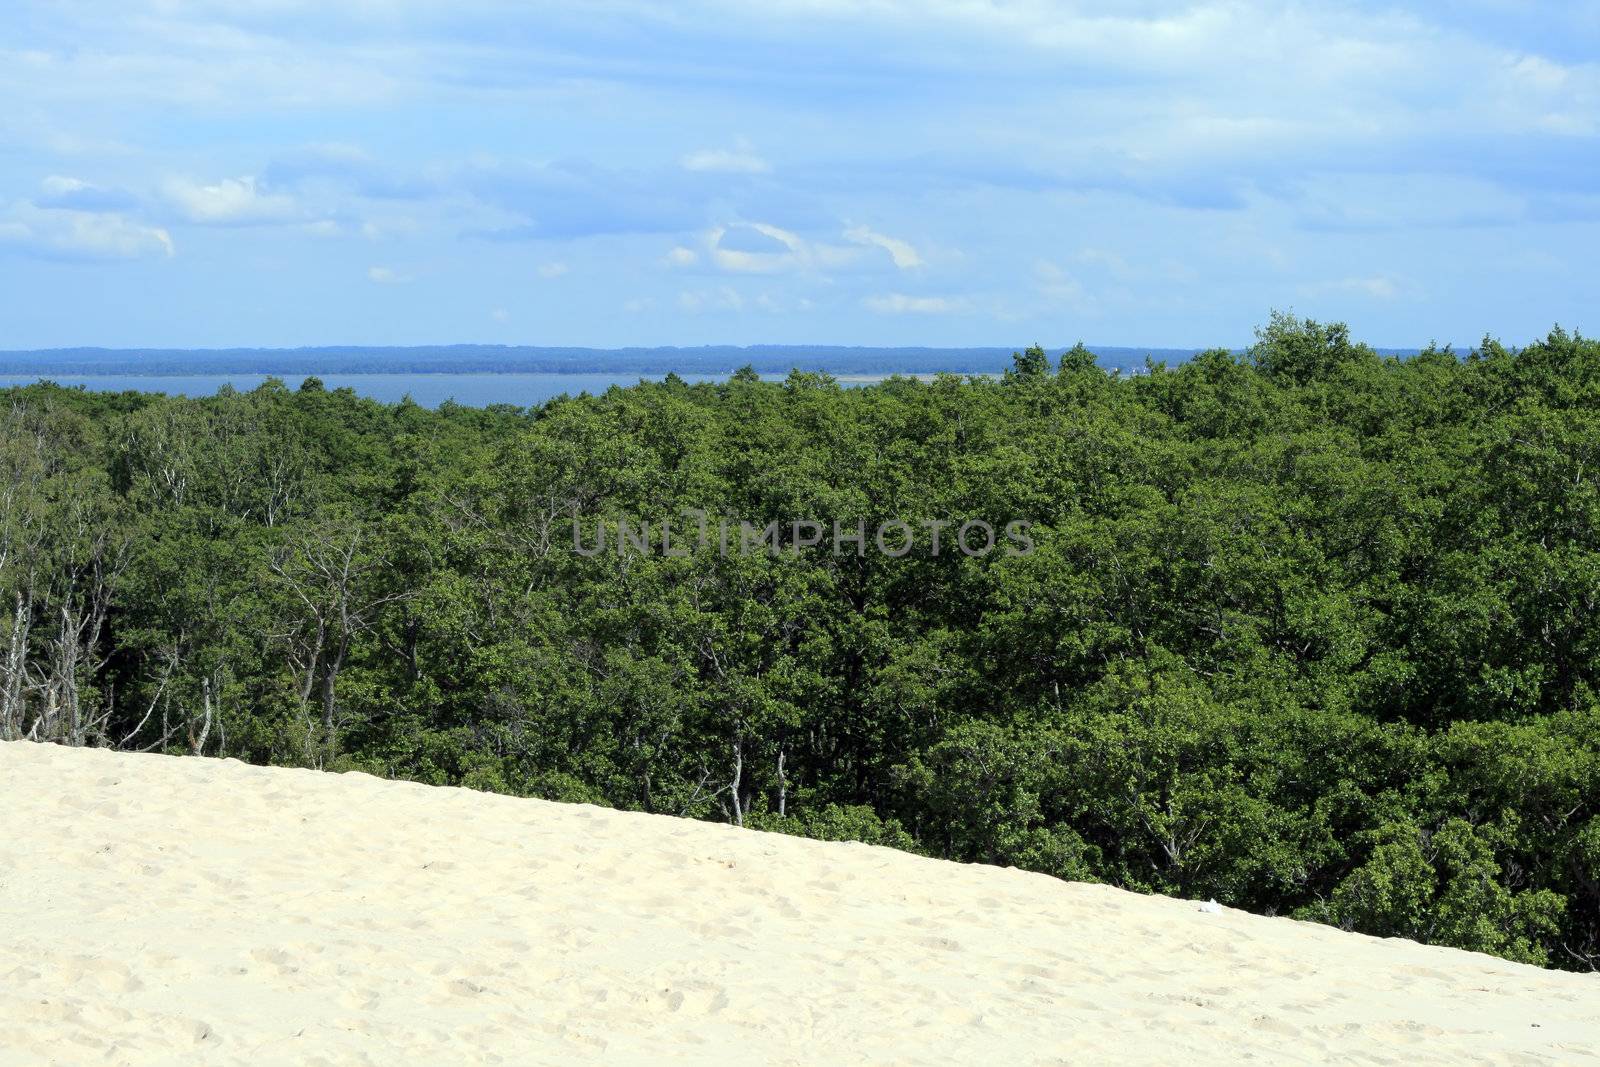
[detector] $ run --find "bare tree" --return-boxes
[0,402,130,745]
[267,513,409,763]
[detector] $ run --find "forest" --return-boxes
[2,312,1597,971]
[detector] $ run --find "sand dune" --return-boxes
[1,741,1596,1065]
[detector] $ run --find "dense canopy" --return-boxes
[4,313,1598,970]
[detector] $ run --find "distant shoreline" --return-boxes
[0,343,1208,379]
[0,343,1425,380]
[0,369,972,382]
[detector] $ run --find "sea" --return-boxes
[0,343,1431,408]
[0,343,1213,407]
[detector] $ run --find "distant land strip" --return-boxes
[0,344,1428,378]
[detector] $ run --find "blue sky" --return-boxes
[1,1,1597,350]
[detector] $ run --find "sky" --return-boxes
[1,1,1597,351]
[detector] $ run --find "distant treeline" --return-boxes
[0,341,1411,378]
[2,314,1595,970]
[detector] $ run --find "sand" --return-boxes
[1,741,1596,1065]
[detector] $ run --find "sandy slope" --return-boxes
[1,742,1596,1066]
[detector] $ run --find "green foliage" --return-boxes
[747,804,920,852]
[1250,309,1376,385]
[1010,344,1050,378]
[1058,342,1097,375]
[4,314,1600,969]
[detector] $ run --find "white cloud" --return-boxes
[537,261,569,279]
[708,223,798,273]
[1299,275,1403,301]
[678,286,745,312]
[367,266,412,284]
[863,293,965,314]
[843,225,923,269]
[706,222,856,274]
[32,175,139,212]
[0,202,173,261]
[1075,248,1133,279]
[490,308,510,322]
[9,3,1598,193]
[3,0,1596,346]
[1035,260,1090,308]
[0,27,403,112]
[360,217,423,241]
[675,287,793,313]
[41,176,91,198]
[681,147,771,174]
[163,176,300,225]
[1293,172,1526,230]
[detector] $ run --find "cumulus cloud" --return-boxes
[708,222,800,272]
[1299,275,1403,301]
[706,222,856,274]
[681,148,771,174]
[360,217,423,241]
[0,201,174,261]
[843,225,922,269]
[862,293,964,314]
[264,143,438,202]
[461,159,710,241]
[1035,260,1090,308]
[367,266,412,284]
[678,286,746,312]
[11,4,1600,221]
[1291,172,1527,231]
[1075,247,1133,279]
[163,176,301,225]
[0,19,403,111]
[4,0,1598,343]
[537,261,569,279]
[35,176,140,212]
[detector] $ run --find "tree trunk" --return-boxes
[192,675,213,755]
[730,739,744,827]
[1,589,29,740]
[776,745,787,818]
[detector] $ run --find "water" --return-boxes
[0,372,803,408]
